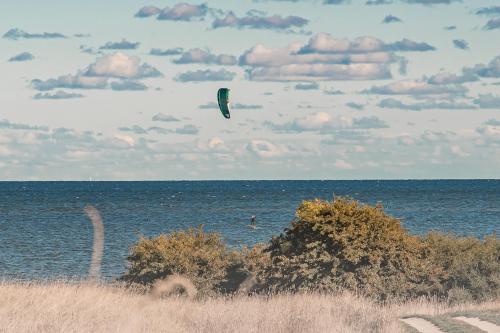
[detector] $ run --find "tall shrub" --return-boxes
[425,232,500,302]
[121,226,240,296]
[257,198,444,300]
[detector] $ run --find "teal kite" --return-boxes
[217,88,230,119]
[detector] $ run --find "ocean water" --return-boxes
[0,180,498,280]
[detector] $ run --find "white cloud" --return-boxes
[208,137,224,149]
[174,48,237,65]
[113,134,135,147]
[31,53,161,92]
[248,63,391,81]
[85,52,161,79]
[334,159,354,169]
[266,112,388,132]
[366,79,467,96]
[450,145,469,157]
[239,33,434,81]
[298,33,435,54]
[246,139,287,158]
[158,3,208,21]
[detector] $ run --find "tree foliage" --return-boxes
[256,198,444,300]
[121,226,239,297]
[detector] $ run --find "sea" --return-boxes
[0,180,498,280]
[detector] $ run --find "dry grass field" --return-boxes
[0,281,498,333]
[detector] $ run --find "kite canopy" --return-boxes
[217,88,230,119]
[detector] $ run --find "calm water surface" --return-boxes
[0,180,498,280]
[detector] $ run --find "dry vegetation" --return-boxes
[2,200,498,332]
[1,281,498,333]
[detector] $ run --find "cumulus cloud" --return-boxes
[324,89,344,95]
[450,145,469,157]
[475,6,500,16]
[135,6,162,18]
[295,82,319,90]
[8,52,34,62]
[378,98,475,110]
[346,102,364,110]
[208,137,224,149]
[0,119,48,131]
[148,126,173,134]
[298,33,435,54]
[212,11,308,31]
[150,48,184,56]
[152,113,180,122]
[485,118,500,126]
[382,15,402,23]
[466,55,500,78]
[246,139,287,158]
[240,33,436,81]
[173,48,237,65]
[118,125,148,134]
[3,28,66,40]
[31,53,161,91]
[427,71,477,84]
[484,18,500,30]
[334,159,354,169]
[85,52,161,79]
[33,91,84,100]
[453,39,469,50]
[265,111,388,133]
[176,124,199,135]
[174,69,236,82]
[198,102,219,109]
[476,123,500,145]
[232,103,263,109]
[473,94,500,108]
[365,79,467,96]
[110,80,147,91]
[240,42,396,67]
[158,3,208,21]
[100,39,140,50]
[32,75,108,91]
[248,63,391,81]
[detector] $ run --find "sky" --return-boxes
[0,0,499,180]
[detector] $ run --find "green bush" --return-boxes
[121,226,240,297]
[255,198,444,300]
[425,232,500,303]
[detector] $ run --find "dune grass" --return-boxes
[0,281,498,333]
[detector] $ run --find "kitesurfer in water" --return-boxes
[250,215,256,228]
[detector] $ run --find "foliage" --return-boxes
[121,226,239,297]
[425,232,500,303]
[255,198,444,300]
[121,198,499,302]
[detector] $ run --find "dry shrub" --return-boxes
[256,198,444,300]
[121,226,239,296]
[425,232,500,303]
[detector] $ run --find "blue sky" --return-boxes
[0,0,499,180]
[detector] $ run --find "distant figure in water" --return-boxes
[249,215,256,229]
